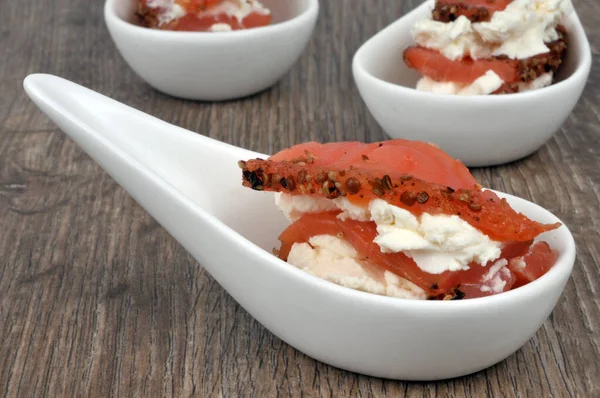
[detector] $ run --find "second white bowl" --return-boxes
[352,0,591,167]
[105,0,319,101]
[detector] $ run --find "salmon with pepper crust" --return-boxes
[240,141,559,243]
[239,140,561,299]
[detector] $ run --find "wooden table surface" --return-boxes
[1,0,599,396]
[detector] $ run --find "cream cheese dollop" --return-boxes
[416,70,505,95]
[416,71,554,95]
[207,0,271,23]
[369,199,502,274]
[412,0,572,60]
[209,23,233,32]
[275,194,502,275]
[287,235,427,299]
[146,0,187,26]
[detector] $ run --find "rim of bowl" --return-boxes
[352,0,592,104]
[104,0,319,40]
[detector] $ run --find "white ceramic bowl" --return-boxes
[24,74,576,381]
[353,0,591,167]
[104,0,319,101]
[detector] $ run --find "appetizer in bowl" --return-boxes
[351,0,590,166]
[404,0,572,95]
[104,0,319,100]
[137,0,272,32]
[239,139,560,300]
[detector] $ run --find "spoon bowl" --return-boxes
[23,74,576,381]
[104,0,319,101]
[352,0,591,167]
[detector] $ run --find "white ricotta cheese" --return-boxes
[207,0,271,23]
[509,257,527,271]
[275,193,369,222]
[287,235,427,299]
[412,0,572,60]
[334,197,371,222]
[369,199,501,274]
[146,0,187,26]
[480,259,511,293]
[275,194,502,275]
[416,72,553,95]
[412,16,492,61]
[459,71,505,95]
[275,192,338,221]
[209,23,233,32]
[476,0,571,59]
[146,0,171,8]
[416,70,504,95]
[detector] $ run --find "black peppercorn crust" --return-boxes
[432,2,492,23]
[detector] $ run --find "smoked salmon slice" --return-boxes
[277,211,535,298]
[404,47,518,84]
[404,34,567,86]
[240,140,560,243]
[508,241,559,287]
[268,140,479,190]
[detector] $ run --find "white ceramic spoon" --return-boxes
[23,74,576,381]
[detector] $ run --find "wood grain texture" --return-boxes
[1,0,599,396]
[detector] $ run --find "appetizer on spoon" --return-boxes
[240,140,560,300]
[24,74,576,380]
